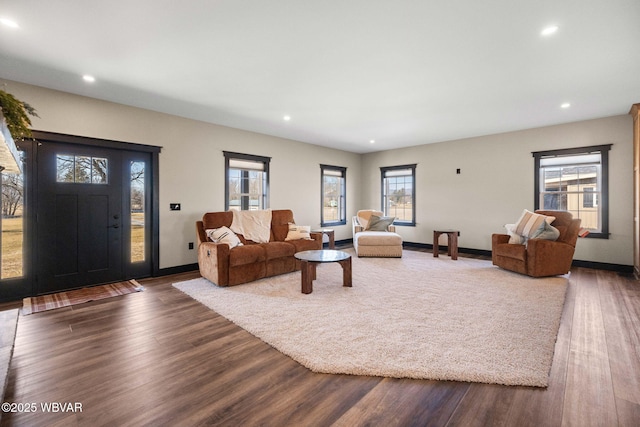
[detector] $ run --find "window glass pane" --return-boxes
[321,165,346,225]
[541,192,566,210]
[543,167,560,192]
[566,168,577,189]
[228,168,266,210]
[583,188,594,208]
[384,173,414,222]
[249,194,261,210]
[579,205,599,230]
[248,170,265,210]
[539,152,603,233]
[130,161,145,262]
[565,193,581,215]
[1,160,24,279]
[92,157,108,184]
[323,175,340,222]
[228,169,241,210]
[75,156,92,183]
[224,152,270,211]
[56,154,109,184]
[56,154,74,182]
[576,165,597,191]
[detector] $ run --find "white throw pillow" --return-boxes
[285,223,312,241]
[206,226,243,248]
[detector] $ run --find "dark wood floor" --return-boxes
[1,248,639,426]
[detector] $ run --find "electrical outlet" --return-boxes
[188,242,194,250]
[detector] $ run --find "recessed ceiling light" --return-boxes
[283,115,291,121]
[561,102,571,109]
[0,18,19,29]
[369,140,375,144]
[541,25,558,36]
[82,75,96,83]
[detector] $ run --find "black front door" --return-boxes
[37,142,124,294]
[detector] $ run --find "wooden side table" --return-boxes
[312,228,335,249]
[433,229,459,260]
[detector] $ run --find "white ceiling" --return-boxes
[1,0,639,153]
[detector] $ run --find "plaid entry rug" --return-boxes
[22,280,144,315]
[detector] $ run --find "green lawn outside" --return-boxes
[131,212,145,263]
[1,216,23,279]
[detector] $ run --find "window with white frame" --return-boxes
[224,151,270,211]
[320,164,346,226]
[533,145,611,238]
[381,164,416,225]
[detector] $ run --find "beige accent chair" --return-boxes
[352,210,403,257]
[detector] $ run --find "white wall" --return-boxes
[361,115,633,265]
[3,79,633,267]
[1,79,362,269]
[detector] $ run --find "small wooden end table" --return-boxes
[311,228,335,249]
[294,249,352,294]
[433,229,459,260]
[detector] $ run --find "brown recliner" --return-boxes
[492,210,581,277]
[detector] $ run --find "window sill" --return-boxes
[581,232,609,239]
[393,222,415,227]
[321,220,346,227]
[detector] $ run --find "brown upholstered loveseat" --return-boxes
[196,209,322,286]
[492,210,581,277]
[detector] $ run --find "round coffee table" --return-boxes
[294,250,352,294]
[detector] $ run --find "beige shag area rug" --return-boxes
[173,250,567,387]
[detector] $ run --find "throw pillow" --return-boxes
[285,223,312,241]
[504,224,526,244]
[356,214,370,230]
[531,220,560,241]
[206,226,243,248]
[366,215,395,231]
[513,209,556,239]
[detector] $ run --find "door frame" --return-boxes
[0,131,161,301]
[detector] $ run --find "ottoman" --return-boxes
[353,231,403,257]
